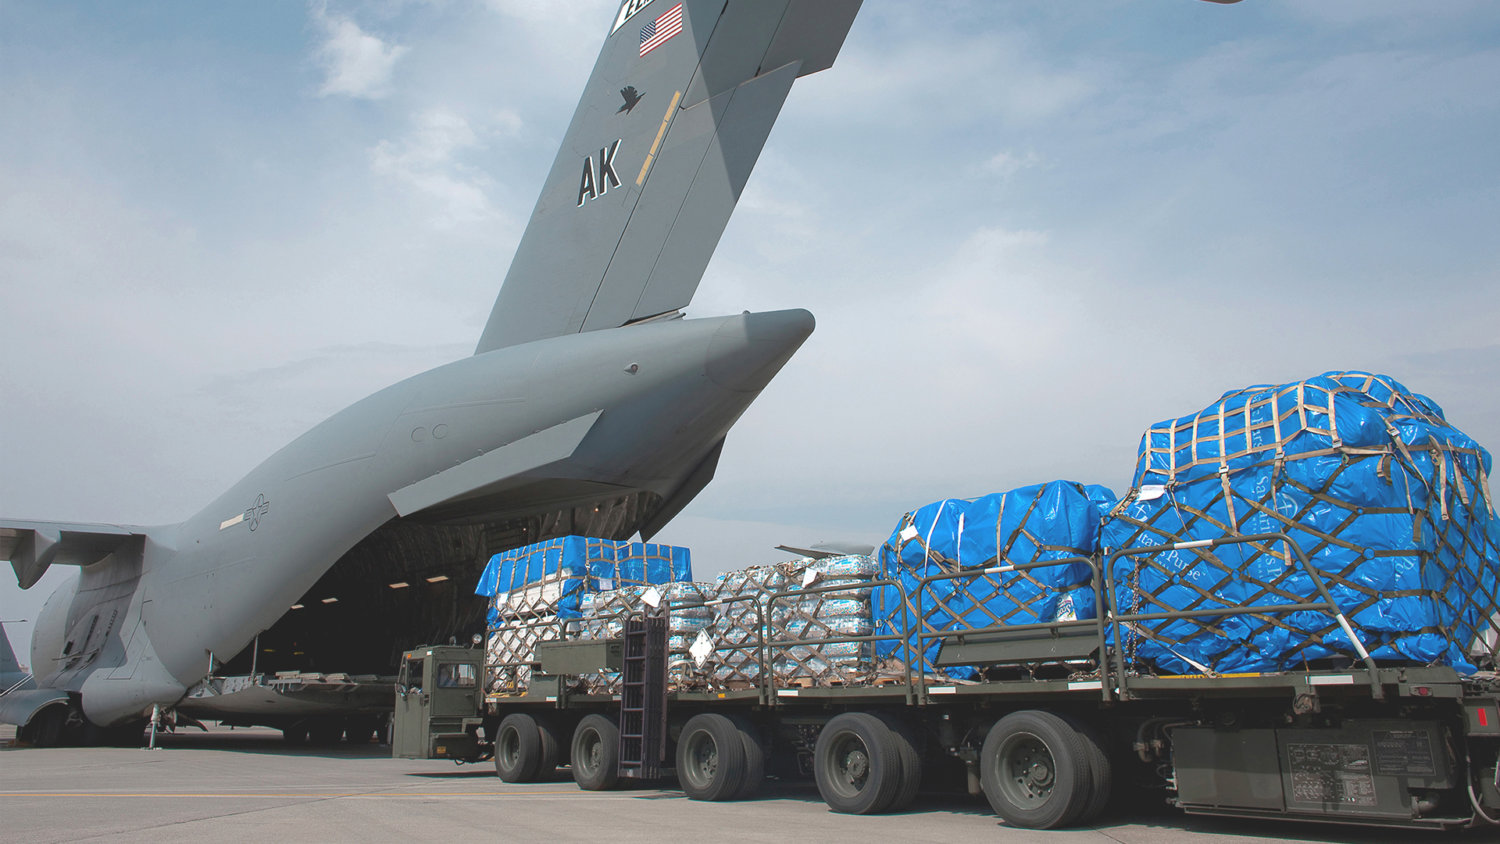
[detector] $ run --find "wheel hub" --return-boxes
[843,748,870,782]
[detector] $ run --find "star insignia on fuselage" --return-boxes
[618,86,644,114]
[245,494,270,531]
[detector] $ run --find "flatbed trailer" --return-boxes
[393,534,1500,831]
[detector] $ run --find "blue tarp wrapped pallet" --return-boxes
[1103,371,1500,676]
[474,536,691,693]
[874,480,1116,678]
[475,535,691,624]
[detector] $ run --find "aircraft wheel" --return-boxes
[570,714,620,791]
[495,714,544,782]
[676,714,748,801]
[814,712,903,814]
[980,710,1093,829]
[31,706,67,748]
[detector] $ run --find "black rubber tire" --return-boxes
[870,711,923,812]
[814,712,903,815]
[534,714,564,780]
[27,706,66,747]
[571,714,620,791]
[282,723,309,745]
[1056,713,1112,826]
[980,710,1093,830]
[676,714,749,801]
[495,713,544,782]
[726,714,766,800]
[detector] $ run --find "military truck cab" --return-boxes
[393,645,484,761]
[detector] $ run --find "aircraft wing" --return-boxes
[474,0,863,354]
[0,519,146,589]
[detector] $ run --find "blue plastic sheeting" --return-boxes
[1104,371,1500,675]
[874,480,1116,678]
[475,536,691,624]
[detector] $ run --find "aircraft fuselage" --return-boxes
[31,309,813,725]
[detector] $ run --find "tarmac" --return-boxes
[0,723,1481,844]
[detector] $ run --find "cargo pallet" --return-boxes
[394,533,1500,831]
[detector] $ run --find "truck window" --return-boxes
[399,657,424,693]
[436,662,476,688]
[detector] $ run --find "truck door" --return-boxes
[392,653,429,759]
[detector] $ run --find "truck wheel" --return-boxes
[534,714,563,780]
[677,714,748,801]
[871,712,923,811]
[496,714,544,782]
[814,712,903,814]
[981,710,1093,829]
[571,714,620,791]
[726,714,766,800]
[1057,713,1112,826]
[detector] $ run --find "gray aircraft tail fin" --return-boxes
[474,0,862,354]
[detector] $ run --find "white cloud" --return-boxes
[983,149,1041,181]
[312,3,410,100]
[370,108,517,226]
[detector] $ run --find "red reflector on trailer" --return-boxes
[1481,707,1490,728]
[1414,686,1431,697]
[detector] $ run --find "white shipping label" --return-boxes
[899,525,920,543]
[642,586,663,608]
[802,569,818,588]
[1137,484,1166,502]
[690,631,714,667]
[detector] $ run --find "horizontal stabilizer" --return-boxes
[475,0,863,354]
[0,519,145,589]
[774,542,876,560]
[387,411,605,517]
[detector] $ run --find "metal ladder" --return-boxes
[617,613,668,779]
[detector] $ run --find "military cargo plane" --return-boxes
[0,0,863,744]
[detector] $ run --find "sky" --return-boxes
[1,0,1497,656]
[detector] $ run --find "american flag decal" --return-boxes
[639,3,684,57]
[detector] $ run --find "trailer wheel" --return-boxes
[495,714,545,782]
[726,714,766,800]
[677,714,748,801]
[571,714,620,791]
[814,712,903,814]
[981,710,1093,829]
[871,712,923,811]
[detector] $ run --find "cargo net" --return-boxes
[574,583,714,694]
[873,481,1113,681]
[477,537,691,695]
[485,615,564,694]
[1103,371,1500,676]
[694,556,884,690]
[566,557,885,692]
